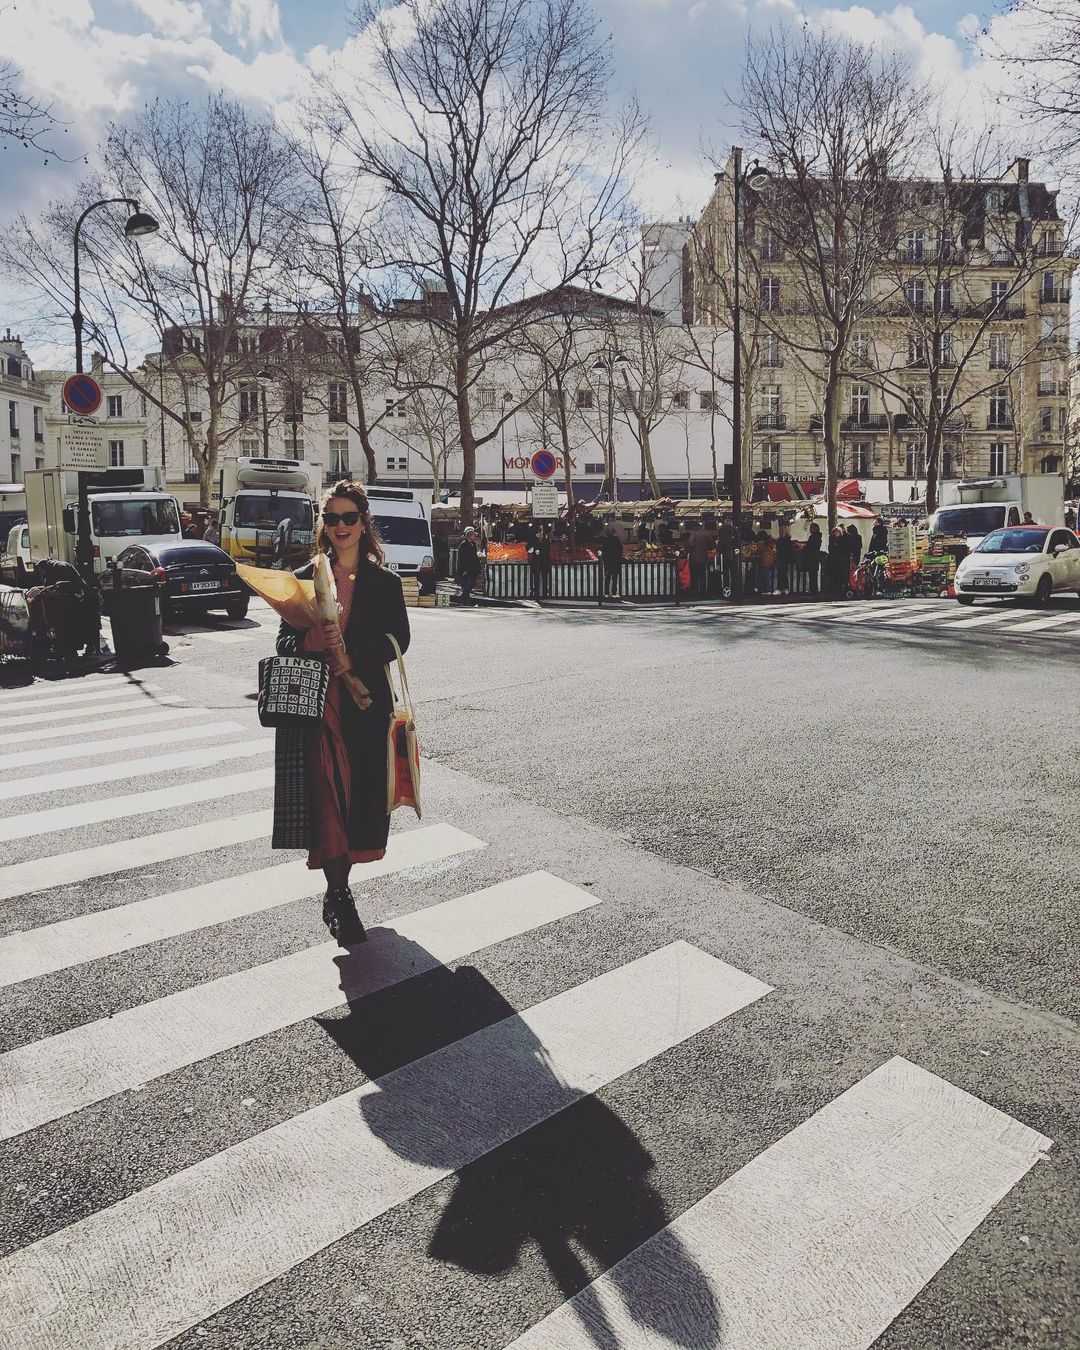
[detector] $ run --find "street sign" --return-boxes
[531,480,559,518]
[59,417,107,471]
[62,373,102,417]
[530,449,557,480]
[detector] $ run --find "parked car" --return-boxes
[99,540,249,620]
[954,526,1080,606]
[0,521,31,586]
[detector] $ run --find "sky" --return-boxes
[0,0,1052,354]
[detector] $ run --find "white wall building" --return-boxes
[0,331,49,485]
[38,355,154,475]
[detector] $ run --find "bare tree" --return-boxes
[995,0,1080,165]
[381,326,461,498]
[734,27,920,529]
[0,97,302,505]
[0,39,61,156]
[314,0,643,523]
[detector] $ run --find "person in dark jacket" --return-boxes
[802,522,823,596]
[776,522,795,596]
[456,526,482,605]
[846,524,863,568]
[274,481,410,946]
[538,525,553,598]
[828,525,849,593]
[869,518,888,555]
[599,526,624,597]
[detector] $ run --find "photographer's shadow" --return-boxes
[316,933,723,1349]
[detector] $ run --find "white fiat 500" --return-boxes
[954,525,1080,606]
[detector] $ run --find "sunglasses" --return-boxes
[323,510,362,527]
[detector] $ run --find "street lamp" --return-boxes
[717,149,769,597]
[499,390,514,489]
[71,197,159,583]
[592,349,627,502]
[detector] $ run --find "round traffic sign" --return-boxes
[531,449,557,479]
[63,373,102,417]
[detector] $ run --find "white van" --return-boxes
[25,469,182,574]
[365,487,435,590]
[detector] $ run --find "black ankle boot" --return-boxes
[322,886,367,947]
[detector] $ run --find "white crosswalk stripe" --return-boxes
[0,691,1053,1350]
[683,599,1080,638]
[510,1057,1050,1350]
[0,691,183,730]
[0,680,164,714]
[0,719,242,772]
[0,703,196,748]
[0,736,273,803]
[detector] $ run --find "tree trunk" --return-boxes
[925,409,941,517]
[351,380,378,484]
[886,417,895,504]
[822,372,841,532]
[638,417,660,496]
[455,346,477,525]
[557,403,577,549]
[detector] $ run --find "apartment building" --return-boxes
[38,354,153,475]
[0,331,48,485]
[691,154,1075,493]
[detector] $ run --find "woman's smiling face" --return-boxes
[324,495,364,554]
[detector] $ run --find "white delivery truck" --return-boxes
[929,476,1065,553]
[218,456,318,569]
[24,467,182,575]
[364,486,436,591]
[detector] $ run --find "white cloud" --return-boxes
[127,0,210,41]
[226,0,283,48]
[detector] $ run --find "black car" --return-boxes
[99,541,249,620]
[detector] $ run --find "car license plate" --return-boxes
[189,580,221,591]
[971,578,1001,587]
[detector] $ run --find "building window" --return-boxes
[238,382,260,419]
[142,438,149,466]
[989,442,1007,474]
[990,280,1009,310]
[284,387,304,420]
[935,280,952,313]
[905,442,925,477]
[106,394,123,418]
[8,400,17,437]
[575,388,594,410]
[108,439,125,467]
[904,228,924,262]
[699,391,714,412]
[761,441,781,473]
[478,386,496,410]
[188,410,203,424]
[851,332,870,367]
[384,456,407,472]
[140,395,148,416]
[761,333,782,368]
[852,442,871,475]
[584,462,605,475]
[850,383,870,420]
[1041,229,1062,257]
[761,277,780,312]
[904,277,925,310]
[1040,406,1053,433]
[941,448,954,479]
[1060,406,1067,432]
[907,333,926,366]
[672,389,689,410]
[328,382,348,422]
[989,333,1009,370]
[986,188,1004,214]
[1040,454,1062,474]
[936,332,954,367]
[1042,270,1060,301]
[33,406,44,440]
[989,386,1010,428]
[761,384,782,423]
[759,227,783,261]
[329,438,350,478]
[10,451,21,482]
[240,438,260,453]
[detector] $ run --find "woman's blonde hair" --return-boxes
[312,480,386,567]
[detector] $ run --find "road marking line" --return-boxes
[0,809,272,902]
[0,943,770,1349]
[0,868,598,1137]
[0,823,486,987]
[0,692,183,730]
[0,767,274,845]
[925,610,1020,628]
[507,1056,1051,1350]
[0,704,196,749]
[879,608,967,626]
[0,672,123,702]
[0,737,272,803]
[0,681,163,713]
[1006,612,1080,632]
[0,720,243,772]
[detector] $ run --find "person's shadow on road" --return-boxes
[316,937,723,1349]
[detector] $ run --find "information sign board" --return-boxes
[59,418,107,472]
[531,480,559,518]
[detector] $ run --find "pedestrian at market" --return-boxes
[802,522,823,596]
[776,522,794,596]
[756,528,777,596]
[527,525,543,600]
[689,522,714,597]
[869,517,888,555]
[716,515,735,593]
[846,523,863,567]
[273,481,411,947]
[456,526,482,605]
[538,526,553,599]
[599,525,624,598]
[827,526,849,593]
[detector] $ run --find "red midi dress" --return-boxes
[301,567,386,871]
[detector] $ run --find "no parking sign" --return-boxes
[62,373,103,417]
[530,449,557,479]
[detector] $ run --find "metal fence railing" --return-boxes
[482,559,681,604]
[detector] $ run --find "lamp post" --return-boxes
[722,149,769,597]
[499,390,514,489]
[592,348,626,502]
[71,199,159,583]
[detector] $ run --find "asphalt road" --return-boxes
[1,592,1077,1349]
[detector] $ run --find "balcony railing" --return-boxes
[987,418,1014,431]
[755,413,786,430]
[183,471,200,483]
[841,414,889,431]
[1039,290,1068,306]
[1036,382,1067,396]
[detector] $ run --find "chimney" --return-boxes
[1004,157,1030,183]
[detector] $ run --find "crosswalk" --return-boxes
[0,672,1053,1348]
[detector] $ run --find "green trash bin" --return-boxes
[109,582,168,663]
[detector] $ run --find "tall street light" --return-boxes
[719,149,769,596]
[71,198,159,582]
[592,348,626,503]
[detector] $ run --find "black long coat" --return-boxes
[272,559,410,853]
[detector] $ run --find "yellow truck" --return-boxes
[218,456,317,568]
